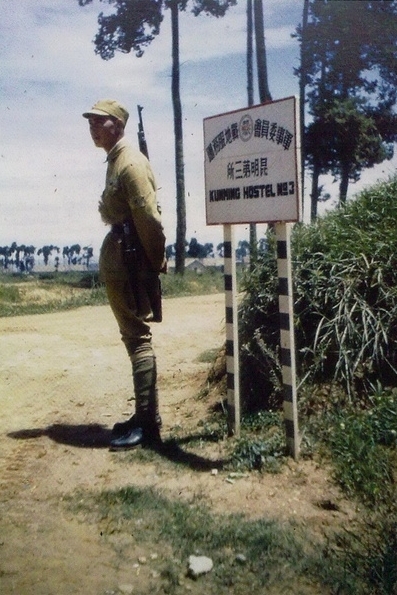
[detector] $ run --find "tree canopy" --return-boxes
[78,0,236,60]
[296,0,397,215]
[78,0,236,274]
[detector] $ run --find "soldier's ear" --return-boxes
[116,119,125,132]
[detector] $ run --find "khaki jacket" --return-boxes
[98,138,166,281]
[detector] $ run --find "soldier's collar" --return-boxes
[106,138,127,162]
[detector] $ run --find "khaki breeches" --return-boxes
[104,278,152,352]
[105,278,159,422]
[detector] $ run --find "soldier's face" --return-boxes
[88,115,120,152]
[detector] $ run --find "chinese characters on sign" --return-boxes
[226,157,268,180]
[206,115,294,163]
[203,97,301,225]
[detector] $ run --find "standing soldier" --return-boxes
[83,99,166,449]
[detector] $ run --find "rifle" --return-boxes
[137,105,149,160]
[120,105,162,322]
[122,218,163,323]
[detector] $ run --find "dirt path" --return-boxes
[0,295,353,594]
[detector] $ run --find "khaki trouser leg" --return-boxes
[105,279,161,429]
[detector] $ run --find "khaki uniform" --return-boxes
[99,138,165,425]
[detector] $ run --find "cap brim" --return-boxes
[82,108,110,118]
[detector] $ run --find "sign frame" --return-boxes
[204,96,301,226]
[203,96,301,458]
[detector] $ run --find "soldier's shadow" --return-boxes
[8,424,112,449]
[8,424,228,472]
[155,434,227,471]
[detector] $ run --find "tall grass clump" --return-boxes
[240,176,397,409]
[239,233,282,411]
[309,387,397,595]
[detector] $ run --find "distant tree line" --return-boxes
[0,236,253,274]
[0,243,94,272]
[166,237,254,262]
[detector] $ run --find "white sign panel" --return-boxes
[203,97,301,225]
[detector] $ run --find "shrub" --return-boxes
[239,176,397,408]
[294,178,397,400]
[239,234,283,411]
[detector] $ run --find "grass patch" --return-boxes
[228,411,287,473]
[196,348,219,364]
[300,387,397,594]
[0,281,107,317]
[123,411,287,475]
[68,484,331,595]
[65,390,397,594]
[0,268,227,317]
[58,385,397,595]
[302,388,397,507]
[161,267,226,297]
[0,283,21,305]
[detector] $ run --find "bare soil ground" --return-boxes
[0,294,355,594]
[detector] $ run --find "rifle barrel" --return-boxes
[137,105,149,160]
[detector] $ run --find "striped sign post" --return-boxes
[223,224,241,437]
[275,222,299,459]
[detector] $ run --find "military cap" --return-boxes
[83,99,129,126]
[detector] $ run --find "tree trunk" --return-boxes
[310,160,320,221]
[254,0,272,241]
[247,0,257,266]
[339,162,349,204]
[254,0,272,103]
[299,0,310,216]
[170,1,186,275]
[247,0,254,106]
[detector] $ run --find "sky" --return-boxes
[1,0,396,259]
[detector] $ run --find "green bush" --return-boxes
[294,178,397,400]
[240,176,397,408]
[239,234,282,411]
[229,411,286,472]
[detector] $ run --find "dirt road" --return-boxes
[0,294,351,594]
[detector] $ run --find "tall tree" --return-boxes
[0,245,12,270]
[298,0,309,214]
[169,1,186,275]
[78,0,236,274]
[254,0,272,104]
[247,0,272,264]
[63,244,81,266]
[246,0,254,107]
[187,237,213,258]
[246,0,256,266]
[296,0,397,216]
[38,245,59,266]
[83,246,94,268]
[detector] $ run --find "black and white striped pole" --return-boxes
[223,224,241,437]
[275,221,299,459]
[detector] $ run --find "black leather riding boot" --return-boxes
[132,346,161,441]
[110,341,161,448]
